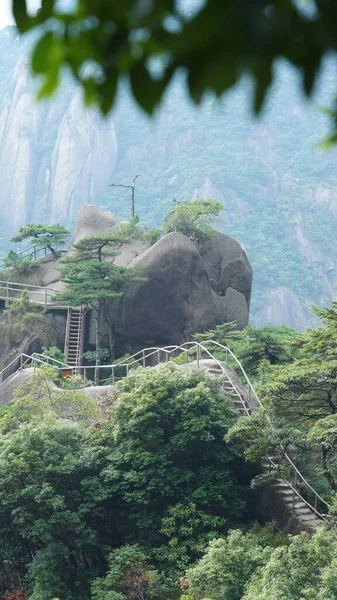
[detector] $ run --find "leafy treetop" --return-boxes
[2,250,33,273]
[162,199,223,246]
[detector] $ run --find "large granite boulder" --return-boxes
[198,231,252,308]
[72,204,120,243]
[104,230,252,353]
[108,233,226,348]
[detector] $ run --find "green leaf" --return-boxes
[12,0,28,31]
[32,32,55,74]
[130,61,168,115]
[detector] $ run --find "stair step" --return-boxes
[294,507,313,515]
[295,513,321,522]
[274,482,296,490]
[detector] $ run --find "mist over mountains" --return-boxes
[0,26,337,329]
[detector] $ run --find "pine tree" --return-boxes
[56,224,144,384]
[11,224,70,258]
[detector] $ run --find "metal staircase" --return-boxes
[207,362,324,531]
[64,307,86,368]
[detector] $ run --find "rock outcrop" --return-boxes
[110,232,227,349]
[72,204,120,243]
[31,206,252,354]
[48,89,118,223]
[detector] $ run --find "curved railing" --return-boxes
[0,340,329,519]
[73,340,328,518]
[0,352,71,384]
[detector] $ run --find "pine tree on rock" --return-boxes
[11,224,70,258]
[56,223,144,384]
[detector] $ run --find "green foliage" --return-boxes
[162,199,224,246]
[13,0,337,141]
[2,250,33,272]
[41,346,65,364]
[143,228,161,247]
[92,545,162,600]
[194,323,238,346]
[193,323,298,381]
[104,363,248,556]
[58,260,140,307]
[293,301,337,359]
[0,361,252,599]
[184,526,284,600]
[308,415,337,492]
[225,325,299,377]
[83,349,111,364]
[0,419,108,599]
[0,290,61,351]
[65,219,144,264]
[260,358,337,422]
[0,366,98,432]
[11,223,70,257]
[242,528,337,600]
[57,226,144,382]
[258,303,337,423]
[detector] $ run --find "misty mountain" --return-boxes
[0,26,337,329]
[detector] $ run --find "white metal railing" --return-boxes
[0,340,329,520]
[0,280,62,306]
[0,352,71,384]
[71,340,328,519]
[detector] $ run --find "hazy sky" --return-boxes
[0,0,41,29]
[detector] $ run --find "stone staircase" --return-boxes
[206,363,324,532]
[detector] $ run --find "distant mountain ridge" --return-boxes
[0,27,337,329]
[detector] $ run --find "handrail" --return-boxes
[31,353,70,369]
[73,340,329,517]
[0,352,71,384]
[0,280,63,306]
[0,340,329,520]
[0,280,59,292]
[0,244,67,270]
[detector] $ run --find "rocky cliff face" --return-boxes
[0,55,118,234]
[32,204,252,354]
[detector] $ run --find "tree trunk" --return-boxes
[104,300,115,362]
[321,443,337,491]
[95,304,101,386]
[47,244,56,257]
